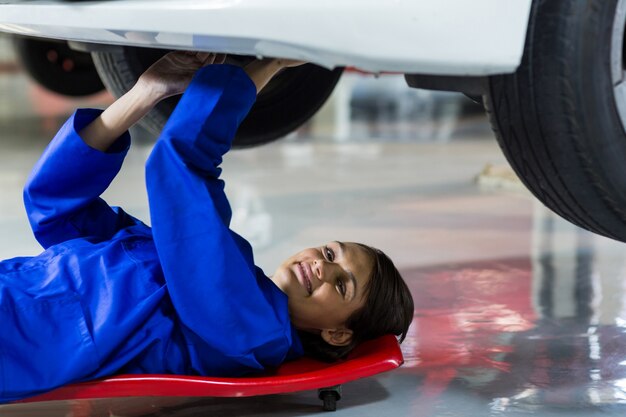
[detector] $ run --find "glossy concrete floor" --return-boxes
[3,71,626,416]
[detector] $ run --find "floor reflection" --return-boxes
[403,208,626,414]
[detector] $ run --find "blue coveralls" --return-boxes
[0,64,303,403]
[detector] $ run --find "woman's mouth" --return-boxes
[297,262,312,295]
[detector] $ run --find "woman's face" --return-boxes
[271,241,374,335]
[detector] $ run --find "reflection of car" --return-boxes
[2,0,626,244]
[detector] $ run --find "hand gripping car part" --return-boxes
[1,335,403,415]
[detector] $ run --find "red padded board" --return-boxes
[1,335,402,416]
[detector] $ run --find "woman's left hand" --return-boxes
[137,51,227,102]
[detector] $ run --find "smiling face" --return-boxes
[271,241,374,344]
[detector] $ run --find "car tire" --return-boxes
[91,47,343,148]
[13,36,105,97]
[485,0,626,242]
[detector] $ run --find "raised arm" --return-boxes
[79,53,299,150]
[145,58,306,374]
[23,52,244,249]
[79,52,230,151]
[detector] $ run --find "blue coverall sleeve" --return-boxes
[146,65,295,371]
[23,109,143,249]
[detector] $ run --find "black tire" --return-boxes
[91,47,343,148]
[12,36,105,97]
[485,0,626,242]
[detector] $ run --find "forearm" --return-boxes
[78,82,160,152]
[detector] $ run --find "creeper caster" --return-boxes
[318,385,342,411]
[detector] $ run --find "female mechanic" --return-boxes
[0,52,414,402]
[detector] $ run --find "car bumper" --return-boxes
[0,0,532,76]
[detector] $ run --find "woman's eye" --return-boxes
[324,246,335,262]
[337,279,346,296]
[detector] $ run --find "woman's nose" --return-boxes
[315,260,339,284]
[313,259,325,281]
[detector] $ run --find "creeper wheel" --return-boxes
[318,385,342,412]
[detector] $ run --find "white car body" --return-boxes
[0,0,532,76]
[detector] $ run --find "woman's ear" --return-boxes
[320,328,354,347]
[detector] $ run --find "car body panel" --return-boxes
[0,0,532,75]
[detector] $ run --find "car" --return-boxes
[1,0,625,244]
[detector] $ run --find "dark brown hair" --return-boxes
[297,243,414,362]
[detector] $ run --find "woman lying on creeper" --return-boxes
[0,51,414,402]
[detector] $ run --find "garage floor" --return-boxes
[2,68,626,416]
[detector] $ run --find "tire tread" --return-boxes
[485,0,626,241]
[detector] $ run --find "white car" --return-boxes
[1,0,626,244]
